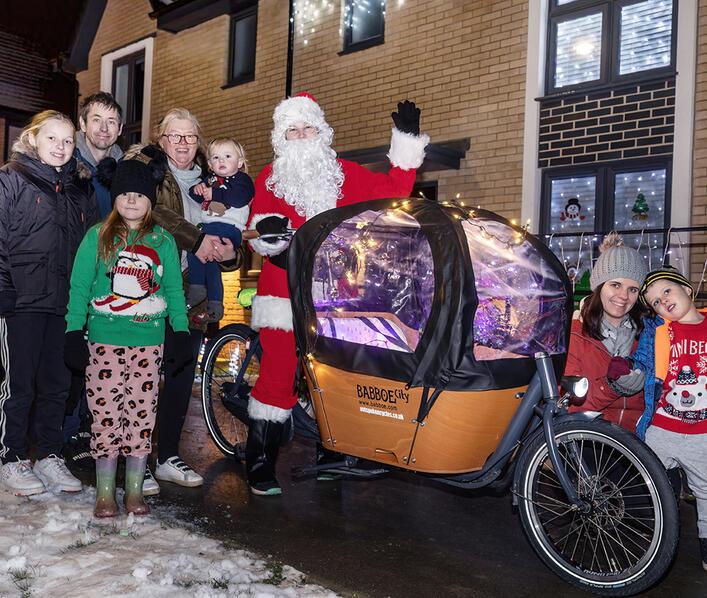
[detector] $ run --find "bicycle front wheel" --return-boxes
[200,324,261,459]
[516,419,678,596]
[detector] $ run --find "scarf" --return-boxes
[169,161,202,226]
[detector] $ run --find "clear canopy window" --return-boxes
[463,219,568,360]
[312,209,435,353]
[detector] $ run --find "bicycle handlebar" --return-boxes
[242,229,295,241]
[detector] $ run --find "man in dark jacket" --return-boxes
[74,92,123,219]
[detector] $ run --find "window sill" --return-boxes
[338,36,384,56]
[221,74,255,90]
[538,70,677,103]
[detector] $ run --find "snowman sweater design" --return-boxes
[66,224,188,346]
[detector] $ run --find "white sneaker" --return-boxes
[142,465,161,496]
[154,457,203,487]
[33,455,82,493]
[0,459,46,496]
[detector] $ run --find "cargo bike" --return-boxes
[201,198,679,596]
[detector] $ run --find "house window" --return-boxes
[100,37,153,146]
[547,0,675,93]
[541,160,671,288]
[112,51,145,147]
[342,0,385,53]
[227,6,257,86]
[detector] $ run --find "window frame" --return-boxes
[539,157,673,237]
[111,50,145,148]
[545,0,678,95]
[224,5,258,88]
[340,0,386,55]
[100,36,154,145]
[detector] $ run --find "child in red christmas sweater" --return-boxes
[628,267,707,571]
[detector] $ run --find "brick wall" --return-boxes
[691,0,707,290]
[289,0,529,219]
[539,79,675,168]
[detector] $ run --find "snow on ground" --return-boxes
[0,488,338,598]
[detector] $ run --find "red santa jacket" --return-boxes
[247,158,417,332]
[565,318,644,431]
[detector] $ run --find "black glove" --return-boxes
[269,248,288,270]
[64,330,90,372]
[168,331,194,375]
[391,100,421,136]
[255,216,289,244]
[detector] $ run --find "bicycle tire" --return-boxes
[200,324,261,459]
[516,419,679,596]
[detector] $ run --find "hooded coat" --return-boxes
[0,152,97,316]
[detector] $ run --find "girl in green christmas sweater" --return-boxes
[64,158,192,517]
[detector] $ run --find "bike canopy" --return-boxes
[288,198,572,392]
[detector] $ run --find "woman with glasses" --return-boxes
[121,108,240,494]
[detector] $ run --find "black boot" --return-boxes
[246,418,284,496]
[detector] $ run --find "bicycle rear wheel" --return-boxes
[200,324,261,459]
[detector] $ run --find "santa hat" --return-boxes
[271,92,333,146]
[676,365,698,386]
[120,245,163,277]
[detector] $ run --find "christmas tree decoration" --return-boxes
[631,192,649,221]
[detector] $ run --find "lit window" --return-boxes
[619,0,673,75]
[541,163,671,291]
[342,0,385,53]
[547,0,675,93]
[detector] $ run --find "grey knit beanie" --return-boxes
[590,232,647,291]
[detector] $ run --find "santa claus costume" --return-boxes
[245,93,428,495]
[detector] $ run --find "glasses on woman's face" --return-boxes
[162,133,199,145]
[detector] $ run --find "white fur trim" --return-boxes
[248,212,291,256]
[387,128,430,170]
[250,295,293,331]
[273,96,325,135]
[248,395,292,423]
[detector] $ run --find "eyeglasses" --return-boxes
[285,125,318,139]
[162,133,199,145]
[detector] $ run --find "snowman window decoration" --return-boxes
[559,197,586,222]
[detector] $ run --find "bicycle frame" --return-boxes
[221,335,591,511]
[423,352,591,511]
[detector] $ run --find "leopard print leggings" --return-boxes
[85,342,163,459]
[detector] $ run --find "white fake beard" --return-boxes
[267,137,344,220]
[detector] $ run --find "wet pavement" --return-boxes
[146,391,707,598]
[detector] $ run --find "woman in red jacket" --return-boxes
[565,233,648,432]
